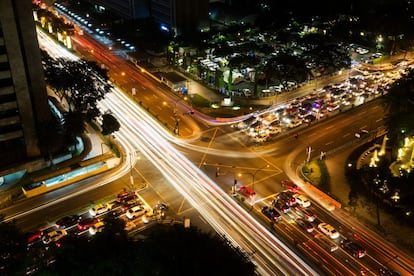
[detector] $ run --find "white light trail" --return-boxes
[38,30,318,275]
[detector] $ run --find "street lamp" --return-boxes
[252,164,270,191]
[129,151,140,189]
[238,164,270,192]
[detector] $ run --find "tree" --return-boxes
[39,222,255,275]
[0,215,26,274]
[101,113,121,135]
[43,57,112,121]
[383,68,414,153]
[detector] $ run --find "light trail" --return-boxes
[37,28,319,275]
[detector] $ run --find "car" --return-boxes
[116,191,137,203]
[303,114,317,123]
[254,132,269,143]
[280,180,300,193]
[77,217,100,231]
[121,200,142,212]
[288,118,302,129]
[293,194,311,208]
[261,206,281,222]
[26,230,43,244]
[294,206,317,222]
[318,222,340,239]
[268,126,281,135]
[89,203,114,216]
[126,205,147,219]
[89,221,105,235]
[155,202,168,211]
[238,186,256,199]
[271,199,290,214]
[295,218,314,233]
[317,235,339,252]
[340,240,366,258]
[276,191,296,206]
[42,230,67,244]
[55,215,81,229]
[355,129,369,138]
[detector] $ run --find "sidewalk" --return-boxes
[323,148,353,206]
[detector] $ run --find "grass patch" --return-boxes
[189,94,211,108]
[302,160,330,192]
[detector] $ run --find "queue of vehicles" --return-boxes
[238,179,369,264]
[25,190,158,250]
[236,62,413,143]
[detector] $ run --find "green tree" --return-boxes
[101,113,121,135]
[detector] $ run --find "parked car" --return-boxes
[77,217,100,231]
[340,240,366,258]
[318,222,340,239]
[261,206,281,222]
[55,215,81,229]
[42,230,67,244]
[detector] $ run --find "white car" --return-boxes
[318,223,340,239]
[89,203,114,216]
[293,194,311,208]
[126,205,147,220]
[42,230,67,244]
[89,221,105,235]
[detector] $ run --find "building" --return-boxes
[85,0,209,35]
[0,0,51,168]
[85,0,151,19]
[151,0,209,35]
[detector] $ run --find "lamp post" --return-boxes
[252,164,270,191]
[239,164,270,192]
[129,151,140,189]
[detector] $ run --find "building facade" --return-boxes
[151,0,209,35]
[85,0,209,35]
[0,0,51,167]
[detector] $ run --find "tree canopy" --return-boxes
[383,68,414,145]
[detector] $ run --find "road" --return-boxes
[9,23,414,275]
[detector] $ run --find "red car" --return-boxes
[77,217,100,231]
[281,180,300,193]
[116,191,137,203]
[26,229,43,244]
